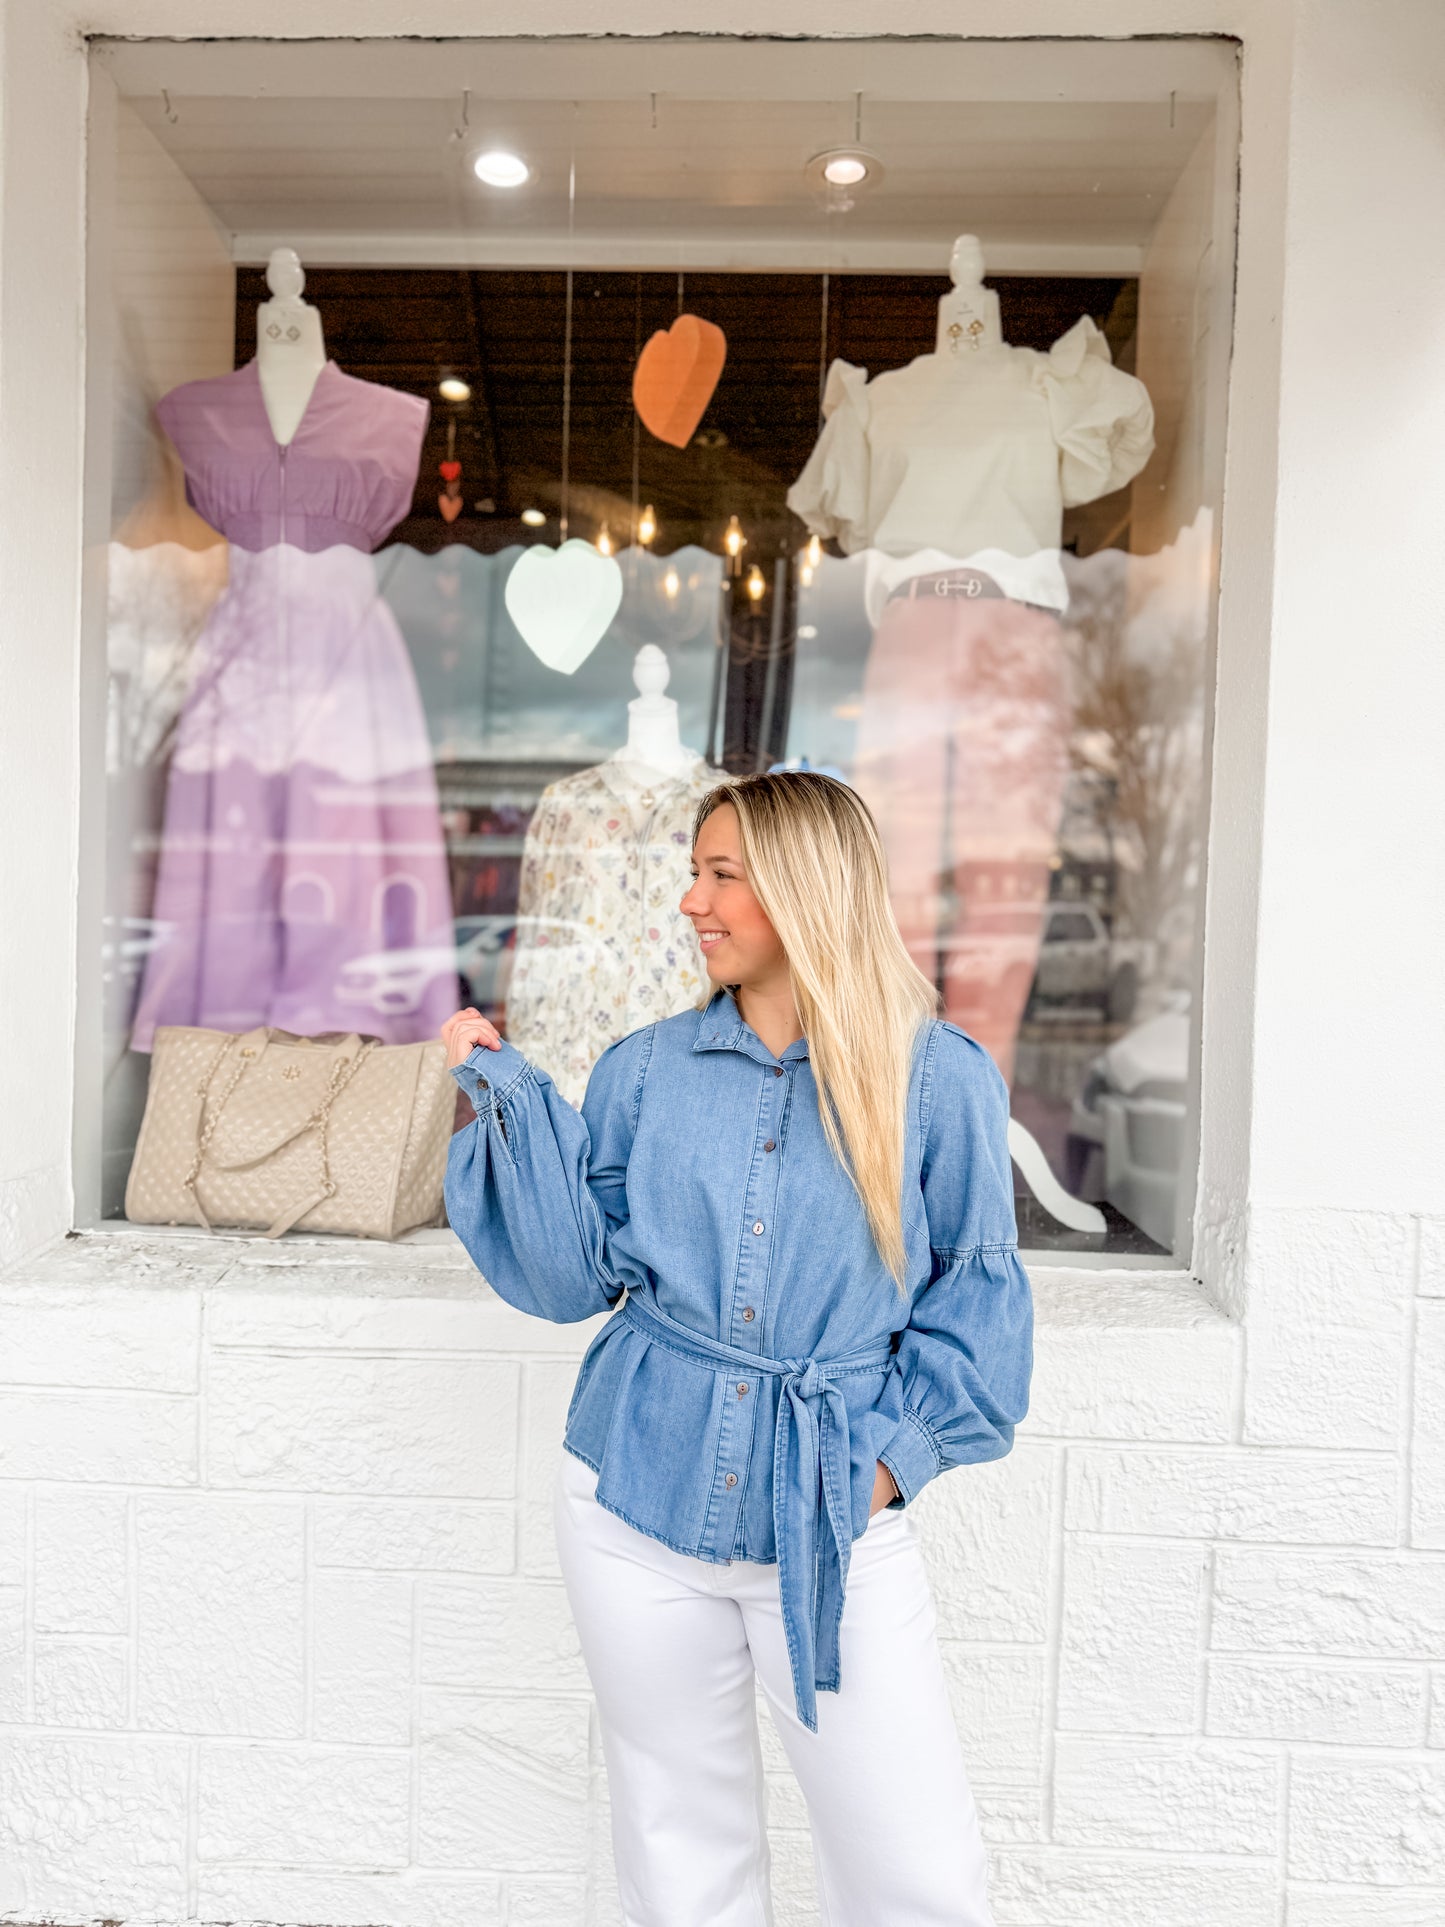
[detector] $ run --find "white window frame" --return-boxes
[0,10,1270,1312]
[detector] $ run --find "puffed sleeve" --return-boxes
[1036,315,1156,507]
[876,1023,1033,1507]
[784,359,873,550]
[443,1025,647,1323]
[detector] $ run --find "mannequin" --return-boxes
[255,247,328,447]
[787,235,1156,1084]
[610,643,696,781]
[787,230,1155,612]
[505,646,725,1104]
[129,262,450,1055]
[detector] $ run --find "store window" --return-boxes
[87,37,1238,1259]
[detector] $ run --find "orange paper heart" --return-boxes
[439,494,463,523]
[633,314,727,448]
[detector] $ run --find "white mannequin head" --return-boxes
[949,234,987,290]
[265,246,307,306]
[255,245,327,444]
[936,233,1003,355]
[616,642,695,778]
[632,643,671,704]
[256,244,324,358]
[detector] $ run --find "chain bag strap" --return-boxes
[183,1029,262,1233]
[184,1028,377,1238]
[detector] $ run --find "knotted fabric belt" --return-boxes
[620,1293,894,1730]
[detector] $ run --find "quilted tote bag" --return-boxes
[125,1026,454,1240]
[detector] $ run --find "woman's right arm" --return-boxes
[442,1009,643,1324]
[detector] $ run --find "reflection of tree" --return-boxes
[1062,517,1210,991]
[107,543,229,774]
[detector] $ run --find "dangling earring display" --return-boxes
[947,317,987,356]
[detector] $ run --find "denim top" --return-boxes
[446,988,1033,1729]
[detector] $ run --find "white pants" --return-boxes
[554,1449,994,1927]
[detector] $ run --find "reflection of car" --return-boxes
[335,918,516,1019]
[1030,902,1155,1022]
[922,900,1152,1023]
[1065,1007,1189,1250]
[455,917,517,1008]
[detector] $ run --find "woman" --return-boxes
[442,771,1031,1927]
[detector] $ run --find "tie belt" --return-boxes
[620,1293,894,1731]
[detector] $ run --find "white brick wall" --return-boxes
[0,1220,1442,1926]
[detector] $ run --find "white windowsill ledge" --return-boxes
[4,1222,1228,1331]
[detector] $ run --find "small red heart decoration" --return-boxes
[439,494,463,523]
[440,461,462,481]
[633,314,727,448]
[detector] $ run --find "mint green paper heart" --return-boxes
[504,539,624,674]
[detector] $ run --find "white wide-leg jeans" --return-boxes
[554,1449,995,1927]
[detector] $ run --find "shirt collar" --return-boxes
[693,989,810,1066]
[595,752,706,812]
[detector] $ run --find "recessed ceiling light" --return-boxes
[824,155,867,186]
[473,150,530,188]
[520,507,547,527]
[438,376,471,402]
[803,147,885,198]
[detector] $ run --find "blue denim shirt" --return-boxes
[446,989,1032,1728]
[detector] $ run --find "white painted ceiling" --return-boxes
[105,37,1232,274]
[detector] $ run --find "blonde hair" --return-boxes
[693,772,938,1288]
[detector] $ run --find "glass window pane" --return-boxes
[92,37,1236,1259]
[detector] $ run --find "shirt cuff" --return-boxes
[449,1039,533,1109]
[877,1407,944,1509]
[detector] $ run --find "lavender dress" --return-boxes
[130,359,456,1050]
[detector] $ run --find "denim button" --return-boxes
[752,1221,764,1235]
[478,1077,489,1090]
[725,1472,738,1488]
[773,1066,784,1078]
[763,1139,776,1153]
[741,1307,755,1322]
[736,1382,749,1397]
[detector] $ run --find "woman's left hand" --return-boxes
[869,1460,900,1518]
